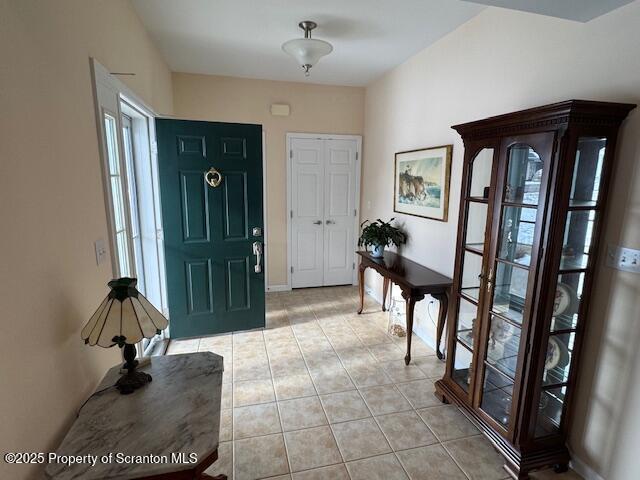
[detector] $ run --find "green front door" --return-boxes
[156,119,264,338]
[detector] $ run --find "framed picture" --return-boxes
[394,145,453,221]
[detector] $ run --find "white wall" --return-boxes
[0,1,173,479]
[362,3,640,478]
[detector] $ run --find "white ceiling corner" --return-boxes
[462,0,635,22]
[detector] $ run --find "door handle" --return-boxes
[313,220,322,225]
[326,219,336,225]
[252,242,263,273]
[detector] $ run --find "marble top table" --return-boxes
[45,352,224,480]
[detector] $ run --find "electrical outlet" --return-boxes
[606,245,640,273]
[94,239,108,265]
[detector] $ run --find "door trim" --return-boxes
[285,132,362,291]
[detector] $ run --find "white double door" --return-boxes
[290,137,359,288]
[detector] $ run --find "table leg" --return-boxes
[357,264,366,314]
[382,277,390,312]
[402,293,417,365]
[433,291,449,360]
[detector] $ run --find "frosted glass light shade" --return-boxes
[81,277,168,348]
[282,38,333,68]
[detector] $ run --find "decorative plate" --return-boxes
[545,337,570,371]
[553,283,577,316]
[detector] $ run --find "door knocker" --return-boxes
[204,167,223,188]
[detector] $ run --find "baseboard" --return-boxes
[364,285,439,353]
[568,449,605,480]
[267,284,290,292]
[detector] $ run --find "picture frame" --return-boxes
[394,145,453,221]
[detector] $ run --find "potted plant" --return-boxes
[358,218,407,258]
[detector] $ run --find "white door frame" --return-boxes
[286,132,362,290]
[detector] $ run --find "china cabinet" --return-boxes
[435,100,635,479]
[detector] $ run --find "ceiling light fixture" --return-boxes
[282,21,333,77]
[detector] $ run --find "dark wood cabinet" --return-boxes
[435,100,635,479]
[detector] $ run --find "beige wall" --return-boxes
[172,73,365,287]
[0,1,173,478]
[362,3,640,479]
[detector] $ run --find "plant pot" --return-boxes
[371,244,385,258]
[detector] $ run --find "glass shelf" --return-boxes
[503,144,543,205]
[481,363,514,429]
[497,206,537,267]
[535,385,567,437]
[486,315,522,380]
[457,297,478,350]
[453,340,474,392]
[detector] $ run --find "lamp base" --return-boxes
[115,343,152,395]
[116,370,152,395]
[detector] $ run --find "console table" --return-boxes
[357,251,452,364]
[45,352,226,480]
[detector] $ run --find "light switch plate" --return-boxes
[606,244,640,273]
[95,238,108,265]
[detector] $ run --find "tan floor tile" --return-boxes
[273,373,317,400]
[279,396,327,431]
[379,360,427,383]
[346,453,408,480]
[396,444,467,480]
[204,441,232,479]
[417,405,480,442]
[331,417,391,461]
[346,364,394,388]
[284,426,343,472]
[291,463,350,480]
[303,351,343,371]
[360,385,413,415]
[233,379,275,407]
[221,382,232,409]
[396,379,443,409]
[234,433,289,480]
[166,338,200,354]
[443,435,509,480]
[264,475,292,480]
[233,358,271,382]
[412,355,445,378]
[310,368,356,394]
[320,390,371,424]
[220,408,232,442]
[368,343,406,361]
[376,411,438,451]
[234,402,282,439]
[270,357,308,377]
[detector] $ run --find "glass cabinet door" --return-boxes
[534,137,607,437]
[480,139,551,430]
[451,148,495,392]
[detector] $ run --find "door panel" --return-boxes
[291,138,325,288]
[477,132,555,435]
[323,139,357,286]
[157,119,264,338]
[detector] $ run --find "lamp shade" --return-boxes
[282,38,333,68]
[81,277,168,348]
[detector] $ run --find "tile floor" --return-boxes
[166,286,582,480]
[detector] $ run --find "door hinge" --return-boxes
[290,149,293,159]
[150,140,158,155]
[290,210,293,218]
[291,266,294,274]
[354,209,357,217]
[356,151,359,160]
[353,262,355,270]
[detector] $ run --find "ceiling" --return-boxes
[131,0,485,86]
[132,0,634,87]
[465,0,635,22]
